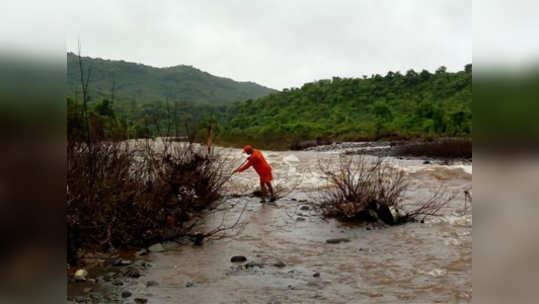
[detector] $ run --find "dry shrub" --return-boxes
[316,155,452,224]
[66,139,232,265]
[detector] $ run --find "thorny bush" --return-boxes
[67,138,233,265]
[317,155,453,225]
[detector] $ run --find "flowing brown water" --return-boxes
[95,146,472,303]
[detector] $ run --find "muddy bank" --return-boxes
[68,146,472,303]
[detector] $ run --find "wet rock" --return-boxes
[299,205,310,211]
[185,282,197,287]
[296,217,306,222]
[230,255,247,263]
[74,269,88,281]
[326,238,350,244]
[146,280,159,287]
[124,267,140,278]
[121,291,132,298]
[291,198,297,201]
[272,261,286,268]
[135,298,148,304]
[423,160,432,164]
[313,272,320,277]
[112,279,123,286]
[149,243,165,252]
[135,248,149,257]
[113,258,133,266]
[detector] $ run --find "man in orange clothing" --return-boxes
[234,145,276,203]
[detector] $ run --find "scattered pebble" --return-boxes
[124,267,140,278]
[272,261,286,268]
[146,281,159,287]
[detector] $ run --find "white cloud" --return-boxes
[64,0,471,89]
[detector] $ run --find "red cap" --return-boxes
[243,145,253,153]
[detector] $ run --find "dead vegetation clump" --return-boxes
[316,155,453,225]
[66,139,233,265]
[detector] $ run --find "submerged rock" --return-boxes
[121,291,132,298]
[326,238,350,244]
[230,256,247,263]
[135,298,148,304]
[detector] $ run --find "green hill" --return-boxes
[67,52,276,105]
[219,65,472,146]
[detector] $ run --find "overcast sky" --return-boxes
[65,0,471,90]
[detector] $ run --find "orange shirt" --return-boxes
[238,149,273,183]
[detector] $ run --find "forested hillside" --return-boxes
[67,52,276,105]
[220,65,472,145]
[67,55,471,147]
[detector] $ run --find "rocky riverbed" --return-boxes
[68,143,472,303]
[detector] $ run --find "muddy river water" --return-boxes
[77,144,472,304]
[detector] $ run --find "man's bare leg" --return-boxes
[267,182,276,202]
[260,182,267,203]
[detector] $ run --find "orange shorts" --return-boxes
[258,169,273,184]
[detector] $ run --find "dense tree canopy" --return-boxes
[220,65,471,144]
[68,58,471,148]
